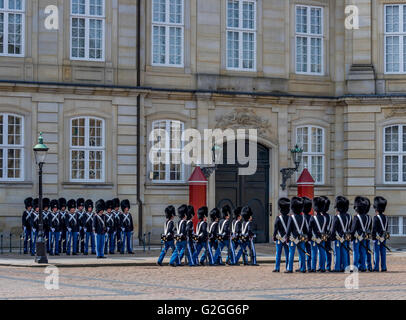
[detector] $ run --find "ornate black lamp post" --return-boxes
[280,144,304,191]
[33,132,49,264]
[201,144,222,178]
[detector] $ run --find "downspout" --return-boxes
[136,0,143,243]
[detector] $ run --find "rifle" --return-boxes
[290,235,311,257]
[359,239,373,255]
[377,235,391,252]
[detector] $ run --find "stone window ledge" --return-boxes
[62,182,114,189]
[376,185,406,190]
[0,181,33,188]
[145,183,188,189]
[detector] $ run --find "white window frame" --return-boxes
[151,0,185,67]
[296,125,325,184]
[295,5,324,76]
[150,119,185,183]
[70,0,105,61]
[384,4,406,74]
[383,124,406,184]
[226,0,257,72]
[69,116,105,183]
[387,216,406,236]
[0,0,25,57]
[0,113,24,181]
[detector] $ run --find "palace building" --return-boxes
[0,0,406,244]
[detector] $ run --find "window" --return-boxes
[384,4,406,73]
[70,0,105,61]
[383,124,406,183]
[296,126,324,184]
[152,0,184,67]
[70,117,105,182]
[388,216,406,236]
[226,0,256,71]
[0,0,25,56]
[0,113,24,181]
[295,5,323,75]
[150,120,184,182]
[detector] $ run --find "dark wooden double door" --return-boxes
[215,141,270,243]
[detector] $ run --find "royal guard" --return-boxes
[42,198,51,253]
[286,197,308,273]
[214,205,232,266]
[93,199,107,259]
[273,198,290,272]
[58,198,68,254]
[351,196,371,272]
[302,197,313,272]
[331,196,351,272]
[112,198,122,252]
[320,196,333,272]
[309,197,327,272]
[30,198,40,256]
[365,201,374,272]
[205,208,220,265]
[82,199,96,255]
[192,206,214,266]
[169,204,188,266]
[66,199,79,255]
[48,200,60,255]
[120,199,134,254]
[76,198,85,254]
[184,205,196,266]
[236,206,257,266]
[372,196,389,272]
[105,200,116,254]
[228,207,242,265]
[157,205,176,266]
[22,197,33,254]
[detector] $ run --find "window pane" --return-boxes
[403,217,406,235]
[0,114,3,145]
[296,37,307,73]
[169,120,182,149]
[153,25,166,64]
[311,127,323,153]
[72,118,86,146]
[310,8,321,35]
[170,151,181,180]
[385,155,399,182]
[72,0,86,15]
[311,156,323,183]
[71,150,85,180]
[297,127,309,153]
[296,6,307,33]
[242,1,255,30]
[227,31,239,68]
[90,0,103,16]
[89,19,103,59]
[386,36,400,73]
[169,26,182,65]
[385,126,399,152]
[89,151,102,180]
[7,115,22,145]
[227,0,239,28]
[89,118,103,147]
[388,216,400,235]
[71,18,86,58]
[169,0,182,24]
[386,5,400,33]
[7,148,21,179]
[9,0,22,10]
[153,0,166,23]
[8,13,22,55]
[0,13,4,54]
[242,32,254,69]
[310,37,321,73]
[0,1,3,9]
[0,149,3,178]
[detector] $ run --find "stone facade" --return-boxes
[1,0,406,244]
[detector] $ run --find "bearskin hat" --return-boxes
[76,198,85,208]
[313,197,325,214]
[335,196,349,214]
[209,208,220,221]
[84,199,94,211]
[373,196,387,214]
[33,198,40,210]
[112,198,120,209]
[24,197,33,209]
[321,196,330,213]
[42,198,50,209]
[96,199,105,213]
[278,197,290,216]
[221,205,232,218]
[178,204,188,219]
[121,199,130,212]
[67,199,76,210]
[50,199,59,210]
[354,196,370,215]
[186,205,195,220]
[233,206,242,218]
[58,198,67,209]
[302,196,313,215]
[197,206,208,220]
[106,200,114,210]
[165,205,176,219]
[241,206,253,222]
[291,197,304,215]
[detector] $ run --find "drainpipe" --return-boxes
[136,0,143,243]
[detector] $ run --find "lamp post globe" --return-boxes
[33,132,49,264]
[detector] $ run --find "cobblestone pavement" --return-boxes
[0,253,405,300]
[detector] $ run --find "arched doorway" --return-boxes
[215,141,270,243]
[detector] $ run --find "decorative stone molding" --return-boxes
[384,107,406,119]
[215,108,270,137]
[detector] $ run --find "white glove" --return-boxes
[33,228,36,233]
[84,228,87,233]
[51,228,55,232]
[68,228,72,232]
[121,227,125,232]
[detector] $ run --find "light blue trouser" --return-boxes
[193,241,214,265]
[170,240,186,265]
[201,240,217,264]
[304,242,312,271]
[48,231,60,255]
[365,240,372,270]
[248,238,257,264]
[95,233,105,257]
[235,241,249,265]
[108,233,115,253]
[214,240,231,265]
[23,228,32,254]
[179,239,195,266]
[67,231,78,254]
[226,240,239,264]
[353,239,367,271]
[325,240,332,270]
[30,230,38,255]
[115,230,122,252]
[288,241,305,272]
[84,231,96,254]
[311,241,326,271]
[373,240,387,271]
[157,240,175,264]
[275,241,289,271]
[121,231,133,253]
[334,240,349,271]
